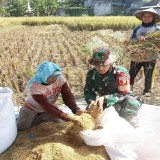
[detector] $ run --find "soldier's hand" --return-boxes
[88,100,95,108]
[87,99,102,119]
[95,96,105,113]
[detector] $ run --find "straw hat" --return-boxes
[88,48,116,66]
[135,8,160,23]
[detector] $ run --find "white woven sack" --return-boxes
[0,87,17,154]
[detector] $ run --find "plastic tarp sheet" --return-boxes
[134,104,160,160]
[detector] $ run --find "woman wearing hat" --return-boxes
[84,48,142,128]
[17,61,85,131]
[129,8,160,97]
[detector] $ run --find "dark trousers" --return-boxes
[129,60,156,93]
[17,106,62,131]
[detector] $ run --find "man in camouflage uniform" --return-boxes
[84,48,142,127]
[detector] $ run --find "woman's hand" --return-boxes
[137,36,145,41]
[76,108,86,116]
[61,112,70,121]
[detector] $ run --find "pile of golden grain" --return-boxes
[125,31,160,61]
[68,113,95,130]
[0,110,109,160]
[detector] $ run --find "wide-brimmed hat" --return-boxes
[88,48,116,66]
[135,8,160,23]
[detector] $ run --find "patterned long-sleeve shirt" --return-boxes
[84,65,132,108]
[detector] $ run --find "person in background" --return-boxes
[84,48,142,128]
[17,61,85,131]
[129,8,160,97]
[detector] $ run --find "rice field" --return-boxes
[0,17,160,106]
[1,16,160,160]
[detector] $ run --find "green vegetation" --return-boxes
[0,0,85,16]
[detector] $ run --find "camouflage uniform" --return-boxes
[84,48,142,127]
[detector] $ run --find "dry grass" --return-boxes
[0,25,128,106]
[0,24,159,106]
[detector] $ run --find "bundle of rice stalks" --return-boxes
[125,31,160,61]
[146,30,160,47]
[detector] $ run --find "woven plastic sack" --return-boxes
[0,87,17,154]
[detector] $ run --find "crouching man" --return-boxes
[84,48,142,128]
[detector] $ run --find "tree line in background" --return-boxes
[0,0,153,17]
[0,0,85,17]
